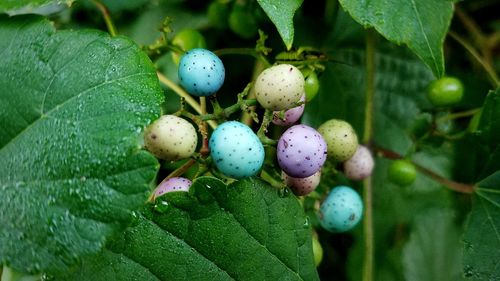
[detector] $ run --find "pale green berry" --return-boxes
[318,119,358,162]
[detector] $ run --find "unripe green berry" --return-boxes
[427,76,464,107]
[171,29,207,65]
[304,72,320,102]
[144,115,198,161]
[318,119,358,162]
[312,235,323,267]
[387,159,417,186]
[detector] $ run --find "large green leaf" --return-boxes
[463,171,500,280]
[62,177,319,281]
[0,0,72,15]
[337,0,454,78]
[476,88,500,179]
[256,0,304,50]
[402,209,463,281]
[0,16,163,274]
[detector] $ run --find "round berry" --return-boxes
[427,76,464,107]
[255,64,304,111]
[208,1,229,29]
[178,48,225,96]
[277,124,327,178]
[282,170,321,196]
[228,4,258,39]
[343,145,374,180]
[312,235,323,267]
[318,119,358,162]
[319,186,363,232]
[171,29,207,65]
[272,95,305,126]
[387,159,417,186]
[154,177,192,198]
[209,121,264,179]
[304,72,320,102]
[144,115,197,161]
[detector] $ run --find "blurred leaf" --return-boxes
[402,209,463,281]
[257,0,304,50]
[337,0,453,77]
[0,0,72,15]
[477,88,500,150]
[463,171,500,281]
[0,15,162,274]
[62,177,320,281]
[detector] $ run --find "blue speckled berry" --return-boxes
[209,121,264,179]
[319,186,363,232]
[178,48,225,96]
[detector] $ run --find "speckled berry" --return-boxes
[209,121,264,179]
[319,186,363,232]
[343,145,374,180]
[154,177,192,198]
[282,170,321,196]
[254,64,304,111]
[318,119,358,162]
[272,95,305,126]
[178,48,225,96]
[277,124,327,178]
[144,115,197,161]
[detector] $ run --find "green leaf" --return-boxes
[62,177,319,281]
[402,209,463,281]
[337,0,454,77]
[478,88,500,150]
[463,171,500,280]
[0,0,73,15]
[0,16,163,274]
[256,0,304,50]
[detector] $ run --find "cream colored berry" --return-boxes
[144,115,198,161]
[254,64,304,111]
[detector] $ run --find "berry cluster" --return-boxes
[144,48,378,238]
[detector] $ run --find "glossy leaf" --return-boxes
[463,172,500,280]
[0,16,163,274]
[62,177,319,281]
[0,0,72,15]
[257,0,304,50]
[338,0,454,77]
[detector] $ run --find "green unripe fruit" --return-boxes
[318,119,358,162]
[427,76,464,107]
[312,235,323,267]
[228,5,258,39]
[387,159,417,186]
[304,72,320,102]
[208,1,229,29]
[171,29,207,65]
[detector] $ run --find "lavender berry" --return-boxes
[154,177,192,198]
[272,95,305,126]
[282,170,321,196]
[277,124,327,178]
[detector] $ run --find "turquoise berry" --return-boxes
[178,48,225,96]
[319,186,363,232]
[209,121,265,179]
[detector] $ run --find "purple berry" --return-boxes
[277,124,327,178]
[272,95,305,126]
[343,145,374,180]
[282,170,321,196]
[154,177,192,198]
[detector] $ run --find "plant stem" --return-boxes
[362,28,376,281]
[213,48,271,67]
[91,0,117,36]
[448,31,499,87]
[374,145,475,194]
[156,72,217,129]
[257,110,277,146]
[436,108,481,123]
